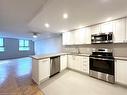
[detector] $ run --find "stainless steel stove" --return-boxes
[89,48,115,83]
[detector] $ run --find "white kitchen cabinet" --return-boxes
[62,32,74,45]
[113,18,126,43]
[74,56,83,71]
[62,28,91,45]
[126,18,127,42]
[68,55,89,74]
[74,29,85,44]
[91,21,113,34]
[101,21,113,33]
[74,27,91,44]
[91,24,101,34]
[115,60,127,85]
[81,57,89,74]
[68,55,82,71]
[68,55,76,69]
[85,27,91,44]
[60,55,67,71]
[32,58,50,84]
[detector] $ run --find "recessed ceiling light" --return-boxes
[63,13,68,19]
[101,0,109,3]
[106,17,112,21]
[44,23,50,28]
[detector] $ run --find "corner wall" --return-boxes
[35,35,63,55]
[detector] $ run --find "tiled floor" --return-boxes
[0,57,44,95]
[39,70,127,95]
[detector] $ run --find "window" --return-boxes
[19,40,30,51]
[0,38,4,52]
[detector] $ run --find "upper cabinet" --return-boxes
[113,18,126,43]
[62,32,75,45]
[101,21,114,33]
[126,18,127,42]
[75,27,91,44]
[62,27,91,45]
[91,21,114,34]
[91,24,101,34]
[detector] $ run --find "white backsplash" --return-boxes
[63,43,127,57]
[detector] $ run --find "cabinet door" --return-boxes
[74,56,83,71]
[113,18,126,43]
[74,28,86,44]
[115,60,127,85]
[126,18,127,42]
[82,57,89,74]
[101,21,113,33]
[75,27,91,44]
[60,55,67,71]
[91,24,101,34]
[62,32,74,45]
[85,27,91,44]
[68,55,75,69]
[39,58,50,82]
[32,59,39,83]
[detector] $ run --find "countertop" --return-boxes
[114,56,127,61]
[67,53,90,57]
[31,53,67,60]
[32,53,127,61]
[31,53,90,60]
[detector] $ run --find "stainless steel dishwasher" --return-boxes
[50,56,60,77]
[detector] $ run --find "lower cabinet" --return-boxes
[68,55,89,74]
[68,55,76,69]
[32,58,50,84]
[60,55,68,71]
[81,57,89,74]
[115,60,127,85]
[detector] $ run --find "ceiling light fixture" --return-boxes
[32,32,38,38]
[44,23,50,28]
[101,0,109,3]
[63,13,68,19]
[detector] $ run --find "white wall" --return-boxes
[35,35,63,55]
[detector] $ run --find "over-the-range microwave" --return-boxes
[91,32,113,44]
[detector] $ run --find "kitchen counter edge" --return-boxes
[31,53,90,60]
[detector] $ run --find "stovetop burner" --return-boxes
[90,48,114,59]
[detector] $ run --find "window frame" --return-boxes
[19,40,30,51]
[0,38,5,52]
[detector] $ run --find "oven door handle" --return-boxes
[90,57,114,61]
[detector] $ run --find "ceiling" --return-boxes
[29,0,127,33]
[1,0,127,40]
[0,0,54,40]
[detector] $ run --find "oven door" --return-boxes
[90,57,114,75]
